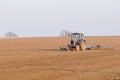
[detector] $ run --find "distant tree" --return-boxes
[60,30,72,37]
[67,32,72,37]
[5,32,18,38]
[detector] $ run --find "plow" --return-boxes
[59,33,114,51]
[60,45,114,51]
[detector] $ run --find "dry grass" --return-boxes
[0,36,120,80]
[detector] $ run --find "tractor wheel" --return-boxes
[80,42,86,51]
[66,44,70,51]
[76,45,80,51]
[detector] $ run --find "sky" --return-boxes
[0,0,120,36]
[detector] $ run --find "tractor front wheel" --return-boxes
[80,42,86,51]
[66,44,70,51]
[76,45,80,51]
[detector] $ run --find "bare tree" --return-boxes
[5,32,18,38]
[67,32,72,37]
[60,30,72,37]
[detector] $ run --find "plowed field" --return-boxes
[0,36,120,80]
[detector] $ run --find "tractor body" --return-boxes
[67,33,86,51]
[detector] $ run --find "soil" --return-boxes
[0,36,120,80]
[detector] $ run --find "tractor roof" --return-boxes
[72,33,84,35]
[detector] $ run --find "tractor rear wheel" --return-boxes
[76,45,80,51]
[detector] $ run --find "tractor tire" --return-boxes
[66,44,70,51]
[76,45,80,51]
[80,42,86,51]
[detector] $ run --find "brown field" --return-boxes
[0,36,120,80]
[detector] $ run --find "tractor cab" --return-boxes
[70,33,86,47]
[71,33,84,40]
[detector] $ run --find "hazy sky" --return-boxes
[0,0,120,36]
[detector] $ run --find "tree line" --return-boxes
[1,30,71,38]
[4,31,18,38]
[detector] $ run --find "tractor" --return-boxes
[67,33,86,51]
